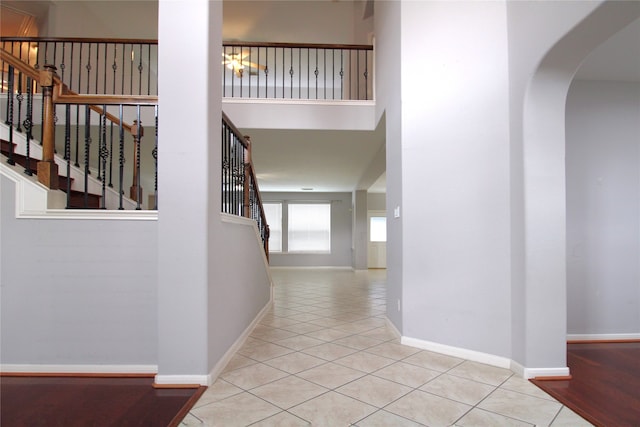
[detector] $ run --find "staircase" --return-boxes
[1,138,101,209]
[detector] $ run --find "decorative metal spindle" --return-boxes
[264,48,269,98]
[357,50,360,100]
[43,42,49,69]
[103,43,107,94]
[34,41,40,70]
[147,45,152,95]
[16,76,23,134]
[153,105,158,209]
[349,50,353,100]
[94,42,100,94]
[332,49,335,100]
[364,50,369,100]
[74,106,80,167]
[289,48,294,98]
[5,66,15,165]
[307,48,310,99]
[69,43,75,91]
[121,45,125,95]
[78,43,83,93]
[138,44,143,95]
[23,76,33,176]
[100,106,108,208]
[324,49,326,99]
[84,105,92,208]
[108,122,114,188]
[282,46,285,98]
[299,48,302,99]
[86,43,92,93]
[97,112,103,181]
[60,43,66,83]
[133,108,142,210]
[112,44,118,94]
[118,105,125,210]
[314,49,319,100]
[129,44,134,95]
[64,105,71,208]
[340,50,344,100]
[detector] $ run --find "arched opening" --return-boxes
[519,1,640,377]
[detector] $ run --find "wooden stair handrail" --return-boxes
[1,47,157,136]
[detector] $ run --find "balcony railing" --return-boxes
[1,38,374,102]
[222,41,373,101]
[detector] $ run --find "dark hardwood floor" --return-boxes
[0,375,206,427]
[531,342,640,427]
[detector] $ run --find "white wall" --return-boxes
[42,1,158,38]
[0,175,158,368]
[566,79,640,337]
[263,192,353,267]
[398,1,512,358]
[374,0,403,331]
[223,0,362,44]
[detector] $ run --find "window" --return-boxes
[263,203,282,252]
[288,203,331,252]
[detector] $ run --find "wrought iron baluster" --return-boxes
[100,106,108,208]
[95,42,100,94]
[147,44,152,95]
[74,106,80,167]
[129,44,134,95]
[5,66,15,165]
[23,76,33,176]
[84,105,92,208]
[60,42,66,84]
[298,48,302,99]
[118,104,125,210]
[282,46,285,99]
[65,105,72,209]
[108,121,114,188]
[314,49,319,100]
[364,50,369,100]
[78,42,83,93]
[16,72,23,132]
[86,43,92,93]
[357,49,360,100]
[153,105,158,209]
[103,43,107,94]
[121,45,125,95]
[324,49,326,99]
[138,44,143,95]
[135,107,142,210]
[340,50,344,100]
[332,49,335,100]
[289,48,294,98]
[112,44,118,95]
[307,48,310,99]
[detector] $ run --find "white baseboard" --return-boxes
[567,333,640,341]
[207,299,274,384]
[154,374,210,386]
[401,336,511,369]
[511,360,571,379]
[0,364,157,375]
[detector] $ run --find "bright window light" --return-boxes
[263,203,282,252]
[370,216,387,242]
[288,203,331,252]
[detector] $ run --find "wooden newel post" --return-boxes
[129,121,144,202]
[37,64,59,189]
[243,136,251,219]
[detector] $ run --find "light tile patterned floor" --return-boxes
[181,268,593,427]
